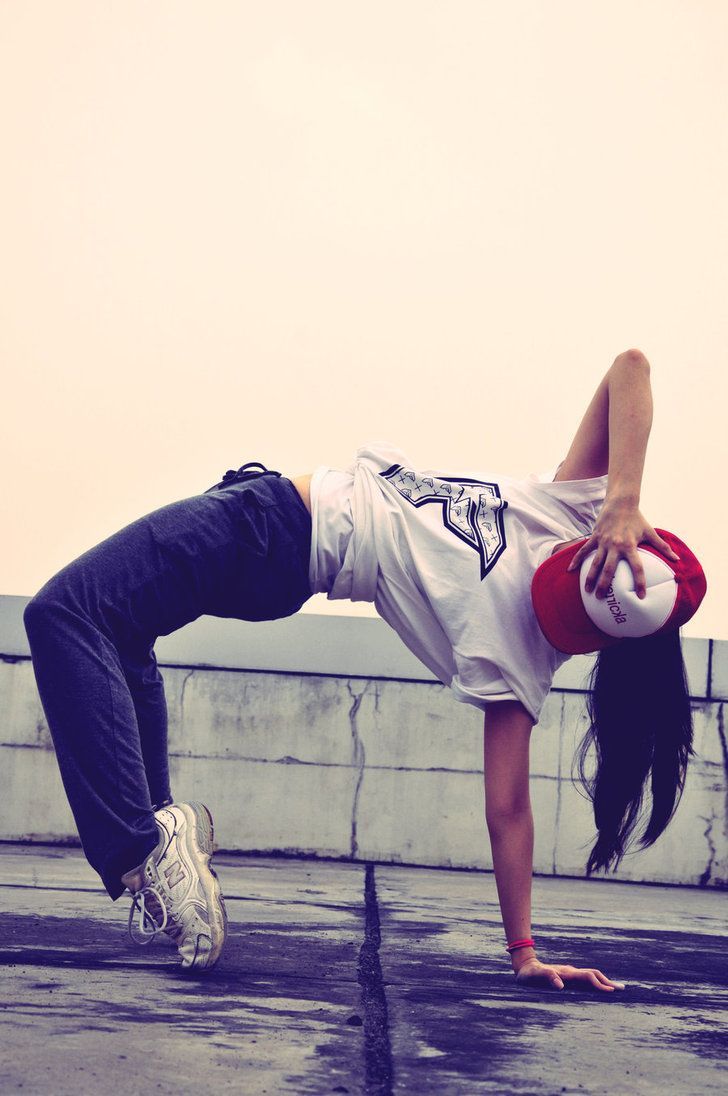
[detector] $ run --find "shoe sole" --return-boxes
[177,801,228,970]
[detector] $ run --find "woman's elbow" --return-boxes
[485,799,533,834]
[615,348,650,371]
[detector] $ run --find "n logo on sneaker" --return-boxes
[164,861,187,888]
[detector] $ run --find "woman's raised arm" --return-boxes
[563,349,679,597]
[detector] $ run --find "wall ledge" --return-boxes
[0,593,718,698]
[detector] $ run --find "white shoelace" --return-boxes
[127,885,169,945]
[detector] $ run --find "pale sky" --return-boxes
[1,1,726,639]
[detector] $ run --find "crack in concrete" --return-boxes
[347,682,368,859]
[707,638,714,699]
[698,808,718,887]
[175,669,196,766]
[161,749,549,774]
[179,668,195,719]
[357,863,394,1094]
[716,703,728,841]
[552,693,566,875]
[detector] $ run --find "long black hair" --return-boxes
[572,628,695,876]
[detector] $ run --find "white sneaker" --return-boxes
[122,802,227,971]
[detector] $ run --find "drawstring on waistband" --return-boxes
[204,462,282,494]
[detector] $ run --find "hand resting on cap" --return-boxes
[564,499,679,600]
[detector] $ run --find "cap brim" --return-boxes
[531,540,621,655]
[649,528,708,632]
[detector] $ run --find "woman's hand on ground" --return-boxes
[514,956,626,992]
[566,500,679,600]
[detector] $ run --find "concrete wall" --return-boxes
[1,594,726,887]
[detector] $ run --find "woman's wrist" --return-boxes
[510,945,536,972]
[603,487,641,509]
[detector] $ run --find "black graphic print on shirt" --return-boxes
[380,464,508,580]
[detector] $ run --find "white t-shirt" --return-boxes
[309,443,608,723]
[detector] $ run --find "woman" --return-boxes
[23,348,705,988]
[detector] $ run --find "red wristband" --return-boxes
[506,937,535,953]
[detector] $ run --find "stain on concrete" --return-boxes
[376,914,728,1093]
[2,852,728,1094]
[0,910,364,1094]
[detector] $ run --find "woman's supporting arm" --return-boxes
[483,701,626,991]
[483,701,536,972]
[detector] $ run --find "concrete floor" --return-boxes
[0,846,726,1095]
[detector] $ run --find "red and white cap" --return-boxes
[531,528,707,655]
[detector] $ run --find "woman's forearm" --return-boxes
[483,702,536,972]
[568,350,677,598]
[605,350,653,505]
[487,809,536,972]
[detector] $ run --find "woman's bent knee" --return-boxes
[23,581,72,642]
